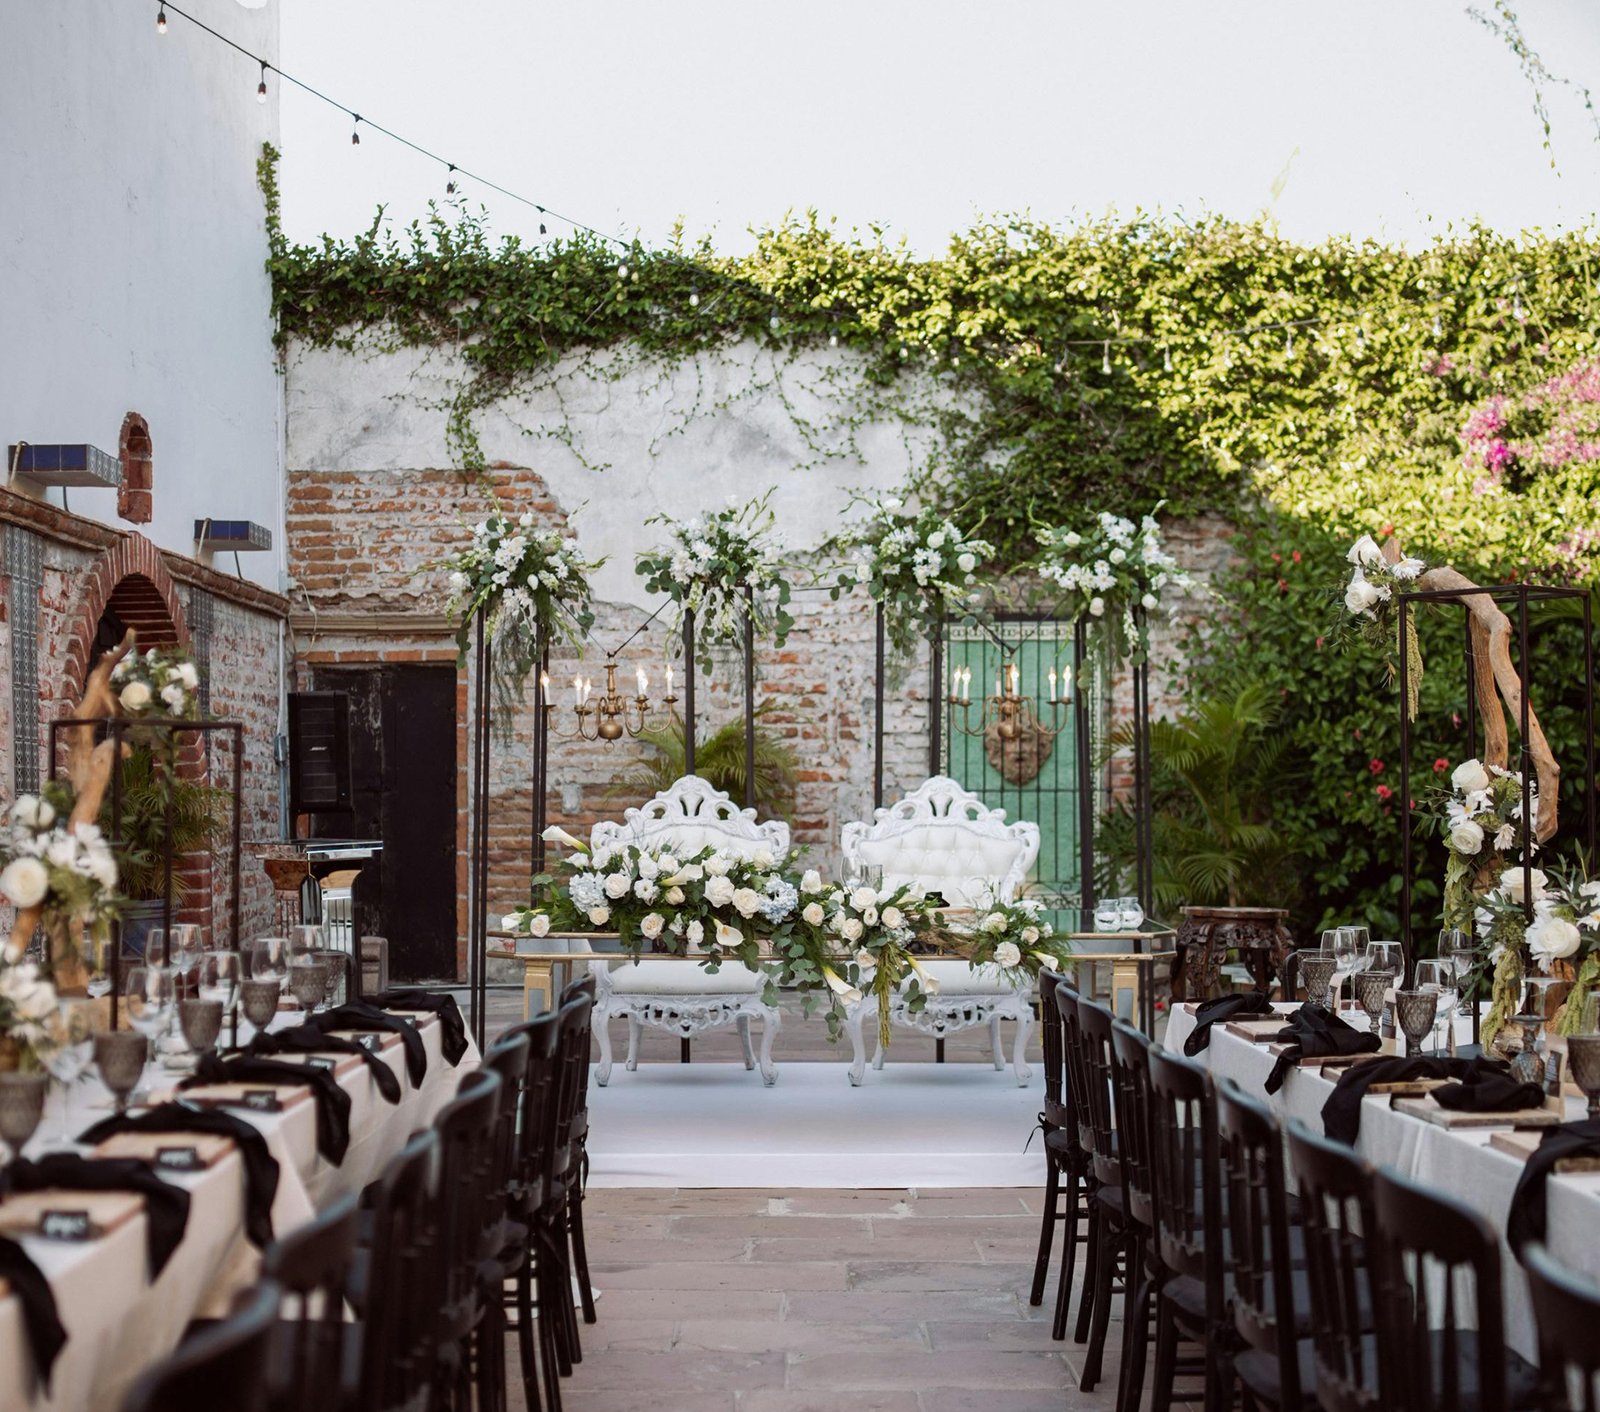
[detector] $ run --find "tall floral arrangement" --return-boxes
[826,494,993,656]
[1475,862,1600,1041]
[1033,506,1193,671]
[635,491,796,672]
[1337,533,1427,719]
[0,785,120,967]
[110,648,201,721]
[437,506,603,712]
[1422,757,1539,934]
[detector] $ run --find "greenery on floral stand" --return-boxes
[1474,862,1600,1041]
[826,494,994,659]
[636,491,796,674]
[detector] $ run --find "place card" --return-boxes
[92,1131,235,1169]
[0,1190,143,1240]
[1392,1094,1567,1129]
[1488,1130,1600,1169]
[329,1029,400,1053]
[383,1009,438,1027]
[1224,1018,1288,1042]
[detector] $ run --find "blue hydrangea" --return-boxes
[759,878,798,924]
[569,873,606,911]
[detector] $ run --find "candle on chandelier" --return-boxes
[571,676,581,707]
[994,672,1002,702]
[1007,662,1020,696]
[666,663,674,697]
[540,670,551,700]
[1047,667,1057,702]
[636,667,648,698]
[962,667,972,704]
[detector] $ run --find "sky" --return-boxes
[275,0,1600,256]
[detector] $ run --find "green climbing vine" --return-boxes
[259,144,1600,573]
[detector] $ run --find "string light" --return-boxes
[617,263,629,280]
[1162,344,1173,373]
[350,115,361,145]
[446,164,457,195]
[156,4,167,33]
[1101,341,1111,374]
[828,326,839,348]
[688,289,700,308]
[256,62,268,103]
[1284,329,1294,357]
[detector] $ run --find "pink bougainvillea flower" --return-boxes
[1369,758,1385,775]
[1375,784,1394,801]
[1433,757,1449,773]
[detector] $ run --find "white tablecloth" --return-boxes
[1163,1003,1600,1359]
[0,1010,481,1412]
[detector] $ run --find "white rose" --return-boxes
[1451,759,1492,796]
[177,662,200,689]
[705,876,736,908]
[981,912,1008,934]
[0,857,49,908]
[1089,597,1105,618]
[1347,534,1383,568]
[160,683,186,709]
[685,920,704,946]
[1499,867,1549,904]
[801,869,824,895]
[1448,818,1485,855]
[1527,912,1582,971]
[12,797,52,830]
[862,907,879,927]
[752,849,775,870]
[636,855,660,880]
[604,872,631,900]
[588,906,611,927]
[665,887,686,905]
[855,948,876,969]
[881,906,903,929]
[1109,547,1126,564]
[957,552,976,574]
[45,836,75,869]
[1021,926,1040,945]
[500,912,522,932]
[1141,593,1159,611]
[840,917,865,942]
[927,531,946,549]
[656,854,679,874]
[704,855,731,877]
[994,941,1022,968]
[1343,571,1385,616]
[802,902,826,927]
[731,887,762,918]
[528,913,551,938]
[850,887,877,911]
[639,912,665,940]
[119,681,152,711]
[1063,531,1081,547]
[89,850,118,889]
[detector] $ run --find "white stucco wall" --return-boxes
[285,338,955,609]
[0,0,284,589]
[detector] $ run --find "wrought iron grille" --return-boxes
[5,526,43,794]
[939,615,1104,908]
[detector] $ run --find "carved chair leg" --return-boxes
[989,1013,1005,1070]
[736,1012,756,1071]
[871,1024,887,1072]
[624,1013,641,1072]
[758,1005,780,1086]
[595,1009,614,1086]
[846,1004,869,1086]
[1012,1005,1035,1086]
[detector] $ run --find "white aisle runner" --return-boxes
[586,1061,1048,1187]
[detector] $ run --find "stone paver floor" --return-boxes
[505,1186,1201,1412]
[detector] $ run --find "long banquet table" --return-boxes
[1164,1002,1600,1360]
[0,1008,481,1412]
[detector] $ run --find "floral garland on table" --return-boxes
[0,958,59,1071]
[437,506,603,713]
[1338,533,1428,720]
[0,784,120,967]
[826,494,994,657]
[1475,862,1600,1042]
[1423,757,1539,934]
[635,491,796,673]
[957,894,1075,983]
[1032,506,1194,674]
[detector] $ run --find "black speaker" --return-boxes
[288,692,352,816]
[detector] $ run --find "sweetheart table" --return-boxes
[0,1008,481,1412]
[1163,1001,1600,1360]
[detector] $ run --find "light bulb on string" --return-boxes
[256,63,268,103]
[156,4,167,32]
[617,263,629,281]
[1101,341,1111,375]
[688,289,700,309]
[1431,312,1443,338]
[1162,344,1173,373]
[770,313,782,334]
[1284,328,1294,357]
[351,115,361,145]
[828,327,839,348]
[445,164,457,195]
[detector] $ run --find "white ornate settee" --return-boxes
[586,775,787,1086]
[840,776,1041,1086]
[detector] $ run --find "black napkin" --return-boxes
[77,1103,279,1248]
[180,1051,353,1165]
[1184,991,1273,1056]
[1507,1119,1600,1255]
[1264,1004,1382,1094]
[1432,1070,1547,1114]
[368,988,468,1066]
[306,1003,426,1088]
[247,1025,401,1105]
[0,1237,66,1389]
[1320,1055,1510,1144]
[2,1153,191,1277]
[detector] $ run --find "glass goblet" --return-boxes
[0,1071,48,1163]
[1395,989,1438,1059]
[1365,941,1404,1033]
[1297,951,1337,1009]
[1354,970,1389,1033]
[240,977,282,1035]
[1565,1034,1600,1120]
[250,937,289,985]
[93,1031,149,1116]
[125,965,176,1045]
[179,999,223,1064]
[1414,960,1457,1055]
[289,958,326,1015]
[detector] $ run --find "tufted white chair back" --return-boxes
[590,774,791,864]
[841,776,1038,907]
